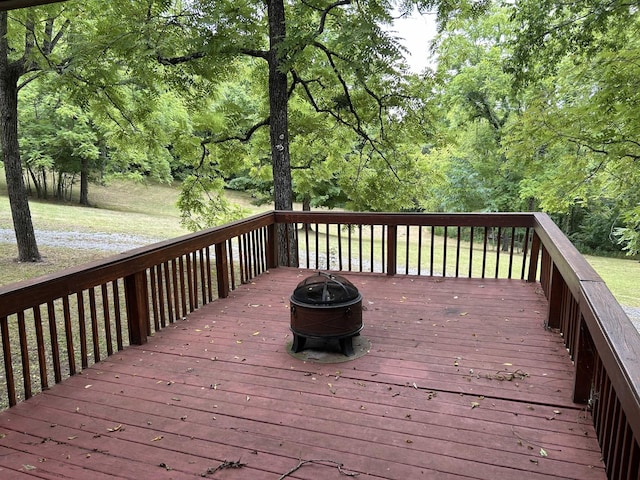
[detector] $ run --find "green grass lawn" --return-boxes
[1,171,639,307]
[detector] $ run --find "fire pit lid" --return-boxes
[292,272,360,305]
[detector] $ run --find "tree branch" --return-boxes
[210,117,271,144]
[240,48,269,60]
[156,51,206,65]
[291,69,402,181]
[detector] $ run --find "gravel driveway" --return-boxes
[0,228,162,253]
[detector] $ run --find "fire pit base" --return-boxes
[291,329,362,357]
[287,334,371,364]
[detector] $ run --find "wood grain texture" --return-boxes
[0,269,606,479]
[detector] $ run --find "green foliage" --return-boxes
[177,174,249,231]
[504,6,640,253]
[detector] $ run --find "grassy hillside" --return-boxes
[1,170,639,307]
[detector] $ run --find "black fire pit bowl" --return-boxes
[290,272,363,356]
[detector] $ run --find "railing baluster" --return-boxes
[358,225,363,272]
[112,280,123,351]
[89,288,100,362]
[191,251,198,310]
[346,224,352,272]
[205,247,213,302]
[199,249,207,305]
[186,253,194,313]
[1,315,16,407]
[442,226,448,277]
[481,227,488,279]
[17,311,31,400]
[468,227,474,278]
[523,227,534,281]
[405,225,410,275]
[150,266,160,332]
[417,226,423,276]
[508,227,516,279]
[46,301,62,383]
[179,256,187,318]
[325,223,330,270]
[171,259,180,321]
[455,226,461,278]
[429,226,435,276]
[62,297,76,376]
[101,284,113,356]
[495,227,502,278]
[75,293,88,369]
[369,225,374,272]
[337,223,343,271]
[227,239,236,291]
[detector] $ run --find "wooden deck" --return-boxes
[0,268,606,479]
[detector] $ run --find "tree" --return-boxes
[506,0,640,254]
[19,80,102,203]
[0,7,71,262]
[100,0,438,263]
[424,3,526,213]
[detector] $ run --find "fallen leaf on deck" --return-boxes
[540,448,548,457]
[107,424,123,432]
[252,331,260,336]
[459,312,468,316]
[471,402,480,409]
[22,465,36,471]
[151,436,163,442]
[84,384,92,389]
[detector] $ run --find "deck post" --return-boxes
[266,222,278,269]
[215,242,230,298]
[124,270,150,345]
[527,231,541,282]
[386,225,397,275]
[572,315,596,404]
[546,263,563,329]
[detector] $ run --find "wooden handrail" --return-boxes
[0,211,275,318]
[532,213,640,479]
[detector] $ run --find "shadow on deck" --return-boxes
[0,269,605,479]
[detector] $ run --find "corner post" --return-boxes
[527,231,541,282]
[267,222,278,269]
[125,270,150,345]
[546,263,564,329]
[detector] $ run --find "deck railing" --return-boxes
[0,211,638,479]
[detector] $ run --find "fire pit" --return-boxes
[290,272,363,356]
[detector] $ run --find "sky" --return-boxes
[392,11,439,72]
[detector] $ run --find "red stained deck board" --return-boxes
[0,269,606,479]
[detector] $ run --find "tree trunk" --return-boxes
[0,12,41,262]
[79,156,90,205]
[267,0,297,266]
